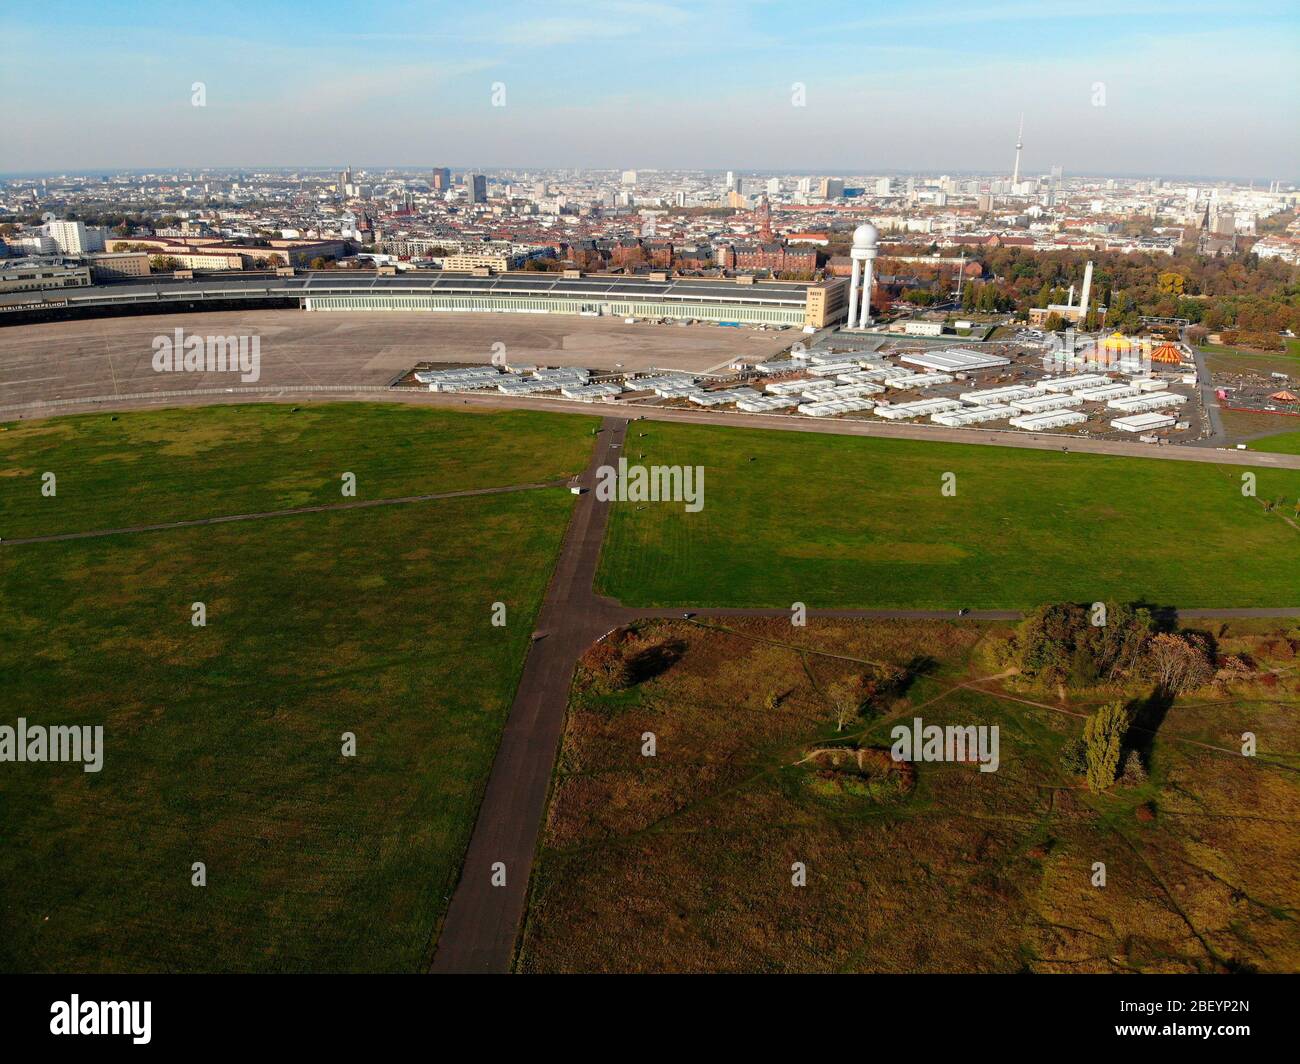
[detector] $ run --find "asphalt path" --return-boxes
[430,418,630,973]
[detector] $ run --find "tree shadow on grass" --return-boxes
[627,638,687,685]
[1126,685,1177,767]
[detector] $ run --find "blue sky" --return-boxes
[3,0,1297,178]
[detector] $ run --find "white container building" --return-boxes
[1111,411,1177,432]
[884,372,955,389]
[561,383,623,400]
[932,403,1017,427]
[1012,393,1085,413]
[1106,392,1188,413]
[899,347,1011,372]
[959,385,1038,405]
[1072,383,1142,402]
[873,398,963,419]
[1132,377,1170,392]
[1036,373,1109,393]
[1009,409,1088,431]
[807,360,869,377]
[737,395,798,413]
[688,387,761,406]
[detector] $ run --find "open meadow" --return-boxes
[0,403,595,971]
[596,422,1300,609]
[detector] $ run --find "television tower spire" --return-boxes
[1012,113,1023,186]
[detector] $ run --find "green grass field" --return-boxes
[0,402,593,539]
[0,403,595,972]
[1248,430,1300,455]
[596,422,1300,609]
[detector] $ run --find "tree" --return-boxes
[1083,701,1130,793]
[1043,312,1066,332]
[1157,272,1185,297]
[826,680,860,733]
[1013,601,1152,686]
[1143,633,1214,694]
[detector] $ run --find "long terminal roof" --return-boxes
[2,271,820,310]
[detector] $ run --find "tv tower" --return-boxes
[1012,113,1023,186]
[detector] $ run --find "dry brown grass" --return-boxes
[518,618,1300,973]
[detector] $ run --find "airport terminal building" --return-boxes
[0,272,850,329]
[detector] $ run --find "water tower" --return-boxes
[847,222,879,328]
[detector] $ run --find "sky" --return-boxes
[2,0,1298,179]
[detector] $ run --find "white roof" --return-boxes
[899,348,1011,372]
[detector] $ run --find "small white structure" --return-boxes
[1112,411,1176,432]
[903,320,943,337]
[1132,377,1170,392]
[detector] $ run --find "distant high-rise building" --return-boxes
[766,177,780,196]
[430,168,451,191]
[725,171,736,190]
[466,173,487,203]
[46,219,105,254]
[875,177,892,196]
[339,166,352,190]
[818,177,844,199]
[621,169,638,186]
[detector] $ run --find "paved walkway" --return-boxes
[430,419,629,973]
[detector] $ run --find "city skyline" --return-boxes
[3,0,1297,178]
